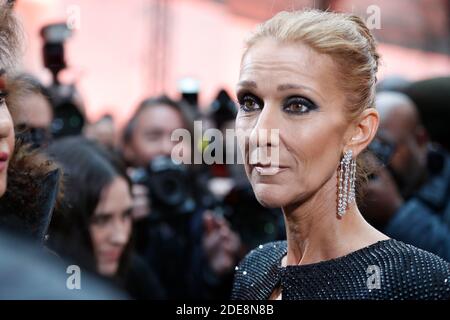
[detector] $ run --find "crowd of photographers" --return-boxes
[3,72,287,299]
[2,69,448,299]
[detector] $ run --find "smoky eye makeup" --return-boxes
[282,95,318,115]
[236,88,319,115]
[236,91,264,112]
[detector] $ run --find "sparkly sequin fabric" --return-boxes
[231,239,450,300]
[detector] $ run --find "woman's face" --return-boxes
[235,38,351,208]
[0,69,15,197]
[89,176,133,276]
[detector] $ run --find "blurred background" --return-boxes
[14,0,450,128]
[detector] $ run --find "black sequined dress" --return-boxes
[231,239,450,300]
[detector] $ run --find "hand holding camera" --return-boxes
[202,211,241,277]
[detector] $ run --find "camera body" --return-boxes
[131,156,197,222]
[41,23,71,79]
[47,84,85,139]
[223,184,285,250]
[41,23,85,139]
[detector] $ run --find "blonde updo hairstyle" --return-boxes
[242,10,381,199]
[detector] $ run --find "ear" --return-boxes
[347,108,379,156]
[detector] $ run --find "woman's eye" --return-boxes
[283,97,316,114]
[91,215,110,226]
[122,209,132,221]
[285,102,308,113]
[238,94,262,112]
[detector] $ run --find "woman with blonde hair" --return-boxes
[232,10,450,300]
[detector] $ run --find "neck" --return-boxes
[281,171,388,266]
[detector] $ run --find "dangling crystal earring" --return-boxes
[338,150,356,217]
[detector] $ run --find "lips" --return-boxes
[100,250,122,262]
[0,151,9,172]
[252,163,288,176]
[0,152,9,161]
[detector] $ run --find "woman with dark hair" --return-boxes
[47,136,165,299]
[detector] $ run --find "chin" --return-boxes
[252,183,291,208]
[98,263,119,277]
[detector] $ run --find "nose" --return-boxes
[248,104,280,165]
[0,108,13,140]
[109,219,130,247]
[250,104,280,147]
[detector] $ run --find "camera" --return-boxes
[41,23,71,77]
[131,156,197,222]
[178,77,200,110]
[223,183,285,250]
[41,23,85,139]
[47,84,85,139]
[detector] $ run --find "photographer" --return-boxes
[122,95,241,299]
[361,91,450,261]
[84,114,116,150]
[9,73,53,149]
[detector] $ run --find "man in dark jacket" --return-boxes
[362,91,450,261]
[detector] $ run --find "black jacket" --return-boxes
[385,148,450,261]
[0,169,60,243]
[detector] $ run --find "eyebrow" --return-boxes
[96,207,133,216]
[93,212,113,218]
[277,83,311,91]
[237,80,324,101]
[237,80,257,89]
